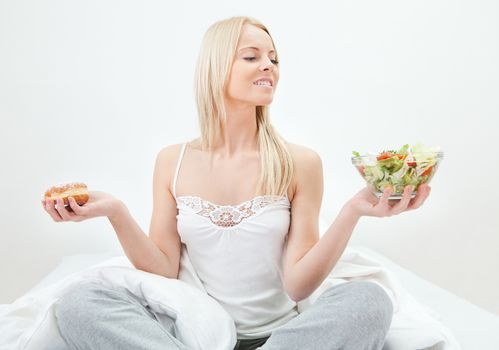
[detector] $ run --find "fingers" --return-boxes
[374,186,393,216]
[55,198,75,220]
[390,185,414,215]
[68,197,85,216]
[375,185,417,217]
[380,186,392,205]
[42,197,83,222]
[407,184,431,210]
[42,198,63,222]
[364,184,431,218]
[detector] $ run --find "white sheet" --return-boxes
[0,245,462,350]
[25,247,499,349]
[354,246,499,350]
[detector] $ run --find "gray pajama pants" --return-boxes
[54,280,393,350]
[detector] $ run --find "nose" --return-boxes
[260,57,274,72]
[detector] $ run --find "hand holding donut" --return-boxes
[42,182,122,222]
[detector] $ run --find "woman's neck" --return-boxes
[211,103,259,158]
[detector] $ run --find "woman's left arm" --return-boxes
[282,149,431,302]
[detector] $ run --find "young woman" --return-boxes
[42,16,431,350]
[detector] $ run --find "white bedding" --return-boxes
[354,246,499,350]
[25,249,499,350]
[0,245,471,350]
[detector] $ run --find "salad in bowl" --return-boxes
[351,143,444,199]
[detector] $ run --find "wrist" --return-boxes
[342,200,363,220]
[108,199,127,221]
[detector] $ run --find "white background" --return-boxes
[1,0,498,315]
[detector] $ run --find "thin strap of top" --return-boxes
[173,143,187,199]
[172,142,290,201]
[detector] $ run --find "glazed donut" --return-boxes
[44,182,89,206]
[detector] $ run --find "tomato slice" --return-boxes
[377,152,405,161]
[422,166,433,176]
[377,152,394,161]
[407,161,417,167]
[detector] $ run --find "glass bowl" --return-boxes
[351,150,444,199]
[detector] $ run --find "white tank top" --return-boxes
[173,143,299,339]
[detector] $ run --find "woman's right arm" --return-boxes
[42,145,183,279]
[109,145,182,279]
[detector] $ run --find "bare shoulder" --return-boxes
[157,138,200,159]
[154,142,190,194]
[157,143,184,163]
[156,140,195,170]
[285,142,323,199]
[286,142,322,165]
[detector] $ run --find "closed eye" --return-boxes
[243,57,279,65]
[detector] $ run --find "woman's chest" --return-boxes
[176,198,291,253]
[176,151,262,205]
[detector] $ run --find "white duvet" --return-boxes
[0,246,461,350]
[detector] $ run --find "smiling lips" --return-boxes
[253,78,273,88]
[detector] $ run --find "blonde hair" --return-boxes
[194,16,294,197]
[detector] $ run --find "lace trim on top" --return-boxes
[177,195,289,228]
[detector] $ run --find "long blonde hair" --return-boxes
[194,16,294,197]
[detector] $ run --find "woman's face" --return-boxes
[225,24,279,107]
